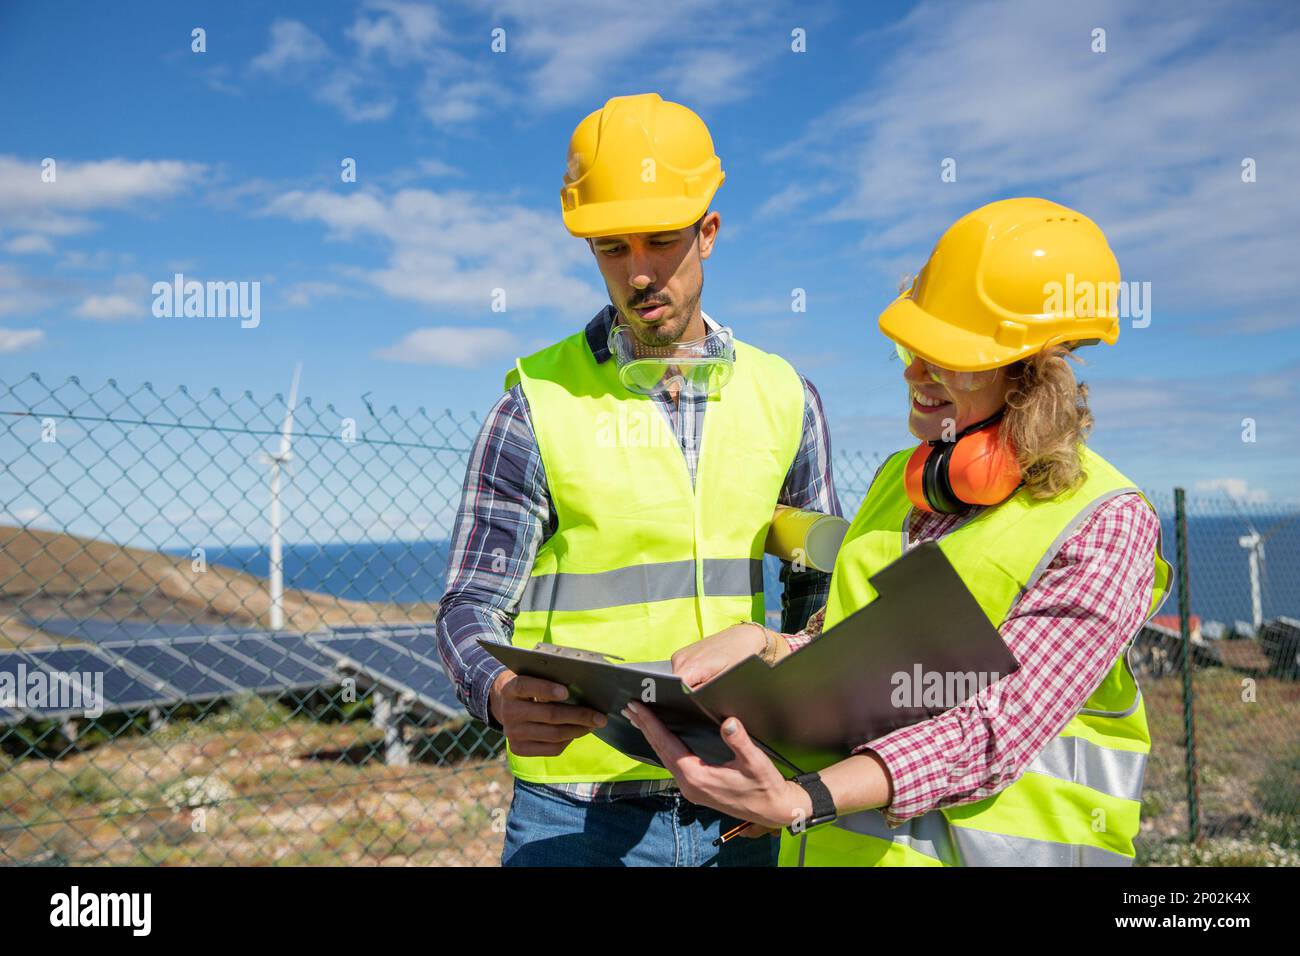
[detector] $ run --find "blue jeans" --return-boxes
[501,779,779,867]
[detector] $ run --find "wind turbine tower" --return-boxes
[262,363,301,631]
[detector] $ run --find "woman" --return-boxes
[625,198,1171,866]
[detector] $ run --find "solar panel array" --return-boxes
[0,624,465,725]
[22,617,270,645]
[310,630,464,719]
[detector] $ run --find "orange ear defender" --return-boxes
[904,411,1023,514]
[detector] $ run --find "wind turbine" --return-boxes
[261,363,301,631]
[1240,513,1299,632]
[1237,525,1264,632]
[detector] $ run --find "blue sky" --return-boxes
[2,0,1299,506]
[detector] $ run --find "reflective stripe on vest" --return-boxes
[519,557,763,613]
[1024,732,1147,802]
[792,730,1148,866]
[507,329,806,784]
[829,807,959,865]
[786,444,1171,867]
[954,829,1134,866]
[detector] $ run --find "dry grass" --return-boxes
[0,702,510,866]
[1139,669,1300,864]
[2,665,1295,866]
[0,525,436,648]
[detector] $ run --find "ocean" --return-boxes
[203,513,1299,630]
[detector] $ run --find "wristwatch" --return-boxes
[788,771,837,834]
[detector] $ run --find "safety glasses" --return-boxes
[609,322,736,397]
[895,342,1000,392]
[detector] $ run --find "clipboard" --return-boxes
[479,540,1020,775]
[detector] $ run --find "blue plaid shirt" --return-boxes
[435,306,841,800]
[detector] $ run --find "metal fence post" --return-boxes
[1174,487,1199,844]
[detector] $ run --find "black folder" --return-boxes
[479,541,1020,776]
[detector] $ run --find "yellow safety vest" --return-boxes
[504,327,806,783]
[780,444,1170,866]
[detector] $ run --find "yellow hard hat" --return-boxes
[560,92,724,238]
[880,198,1122,372]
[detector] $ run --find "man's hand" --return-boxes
[671,623,778,688]
[489,669,607,757]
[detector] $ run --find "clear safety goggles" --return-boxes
[609,322,736,396]
[895,342,1000,392]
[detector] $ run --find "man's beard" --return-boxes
[631,311,687,347]
[624,288,700,347]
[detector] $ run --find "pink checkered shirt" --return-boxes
[783,491,1160,827]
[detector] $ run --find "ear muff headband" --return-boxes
[921,440,961,513]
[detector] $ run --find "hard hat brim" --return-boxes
[879,294,1028,373]
[562,196,712,239]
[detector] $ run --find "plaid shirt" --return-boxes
[785,482,1161,826]
[435,306,840,801]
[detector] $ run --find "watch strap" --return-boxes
[788,771,836,834]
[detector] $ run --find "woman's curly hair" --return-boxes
[1001,345,1094,499]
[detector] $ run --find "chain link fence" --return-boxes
[1136,491,1300,865]
[0,372,1295,866]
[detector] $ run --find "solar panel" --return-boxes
[160,638,292,694]
[8,646,178,717]
[324,623,430,641]
[308,631,464,719]
[3,626,460,721]
[267,634,341,673]
[24,617,267,645]
[103,640,245,701]
[148,635,337,695]
[2,650,38,722]
[218,636,336,687]
[379,631,464,715]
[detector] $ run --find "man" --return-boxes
[435,92,840,867]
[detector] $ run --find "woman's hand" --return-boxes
[671,623,777,688]
[622,701,812,831]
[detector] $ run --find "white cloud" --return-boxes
[249,9,446,124]
[658,49,754,108]
[316,70,396,122]
[418,78,503,125]
[4,234,54,255]
[251,19,330,73]
[263,186,597,310]
[492,0,779,110]
[762,0,1300,324]
[59,249,136,271]
[348,1,444,64]
[755,181,838,220]
[281,280,350,308]
[74,294,139,321]
[387,157,464,186]
[1193,478,1272,503]
[16,213,96,237]
[243,0,777,128]
[0,262,68,316]
[415,158,460,178]
[0,506,56,530]
[1066,362,1300,497]
[73,273,151,321]
[0,155,206,219]
[374,326,519,367]
[0,328,44,354]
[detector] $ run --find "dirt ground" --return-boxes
[0,525,437,649]
[0,703,511,866]
[2,669,1296,866]
[1139,670,1300,863]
